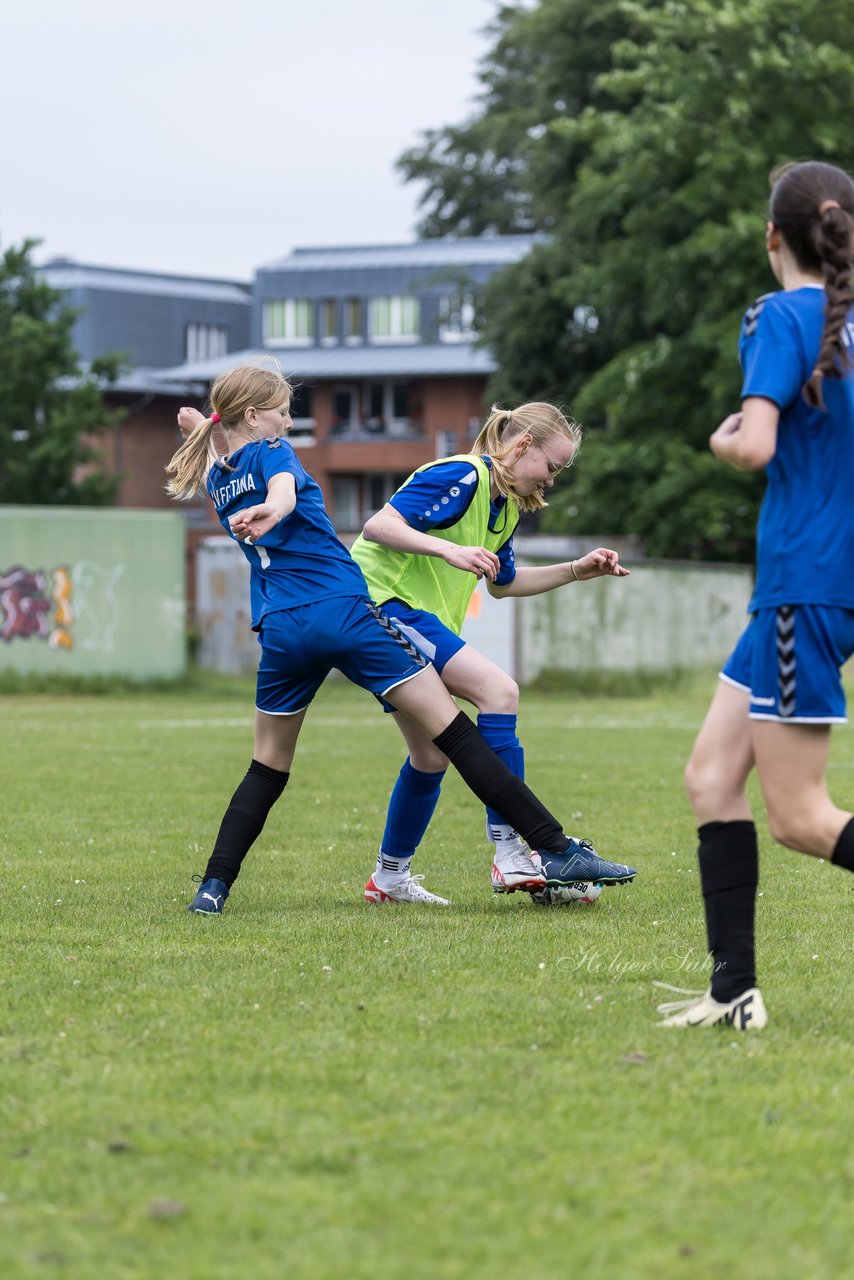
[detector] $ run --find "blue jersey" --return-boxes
[388,458,517,586]
[207,437,368,627]
[739,285,854,610]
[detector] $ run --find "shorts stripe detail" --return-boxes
[749,713,847,725]
[719,671,750,693]
[367,601,429,668]
[776,606,796,719]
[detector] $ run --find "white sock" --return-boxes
[373,851,412,887]
[488,824,528,863]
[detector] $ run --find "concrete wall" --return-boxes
[514,558,752,679]
[0,507,186,678]
[196,535,753,680]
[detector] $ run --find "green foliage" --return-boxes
[0,239,122,505]
[1,680,851,1277]
[401,0,854,559]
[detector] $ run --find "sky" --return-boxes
[1,0,498,281]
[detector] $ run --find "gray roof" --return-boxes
[40,260,252,306]
[153,342,496,385]
[259,235,541,274]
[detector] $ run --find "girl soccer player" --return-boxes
[167,365,631,913]
[656,160,854,1029]
[350,402,635,903]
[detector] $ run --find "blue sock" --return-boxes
[477,713,525,831]
[379,759,446,867]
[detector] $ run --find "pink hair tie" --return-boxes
[211,413,221,424]
[819,199,841,216]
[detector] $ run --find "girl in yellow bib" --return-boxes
[351,402,633,903]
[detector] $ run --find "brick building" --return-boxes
[42,236,538,604]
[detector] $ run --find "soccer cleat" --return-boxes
[491,846,547,894]
[654,983,767,1030]
[532,838,637,887]
[364,874,451,905]
[187,877,229,914]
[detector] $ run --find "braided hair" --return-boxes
[769,160,854,409]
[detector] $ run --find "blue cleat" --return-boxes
[533,838,637,887]
[187,877,229,914]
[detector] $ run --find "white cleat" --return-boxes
[654,983,767,1030]
[364,874,451,905]
[491,847,547,894]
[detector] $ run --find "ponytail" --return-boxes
[769,161,854,410]
[804,203,854,409]
[165,417,222,499]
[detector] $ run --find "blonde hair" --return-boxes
[165,363,293,499]
[473,402,581,513]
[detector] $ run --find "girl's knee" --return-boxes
[766,807,809,853]
[484,675,519,714]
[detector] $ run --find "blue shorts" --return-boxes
[720,605,854,724]
[255,595,429,716]
[375,600,466,712]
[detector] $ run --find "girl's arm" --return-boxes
[488,547,629,599]
[709,397,779,471]
[362,504,501,580]
[229,472,297,542]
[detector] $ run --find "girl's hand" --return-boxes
[443,544,501,581]
[229,503,284,542]
[573,548,630,581]
[710,412,743,457]
[177,406,205,438]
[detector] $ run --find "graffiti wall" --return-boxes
[0,507,185,678]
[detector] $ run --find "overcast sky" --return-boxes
[1,0,497,281]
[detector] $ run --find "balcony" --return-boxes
[328,416,424,442]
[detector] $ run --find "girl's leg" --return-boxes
[439,645,545,890]
[683,682,761,1003]
[368,714,448,897]
[189,710,306,911]
[751,720,853,858]
[442,645,523,826]
[385,667,574,859]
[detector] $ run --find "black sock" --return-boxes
[831,815,854,871]
[203,759,289,888]
[697,820,759,1003]
[433,711,568,855]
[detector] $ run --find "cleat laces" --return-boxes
[652,981,707,1015]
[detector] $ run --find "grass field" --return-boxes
[1,674,852,1280]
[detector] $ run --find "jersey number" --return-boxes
[248,540,270,569]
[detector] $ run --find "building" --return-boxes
[40,258,252,371]
[41,236,538,607]
[151,235,539,532]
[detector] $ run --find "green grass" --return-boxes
[1,677,852,1279]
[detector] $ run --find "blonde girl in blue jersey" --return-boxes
[351,401,634,905]
[167,364,618,913]
[656,160,854,1030]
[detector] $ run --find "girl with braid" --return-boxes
[656,160,854,1029]
[167,364,625,913]
[350,402,634,904]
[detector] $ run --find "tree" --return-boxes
[400,0,854,559]
[0,239,121,505]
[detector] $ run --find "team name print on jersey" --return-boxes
[211,473,257,509]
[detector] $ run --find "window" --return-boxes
[330,385,359,433]
[289,384,313,422]
[331,477,360,530]
[368,296,420,342]
[363,381,412,434]
[439,292,476,342]
[320,299,338,343]
[186,323,228,362]
[344,298,362,344]
[263,299,313,343]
